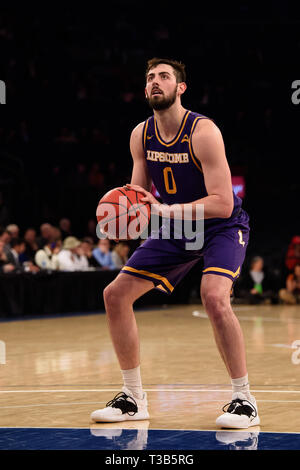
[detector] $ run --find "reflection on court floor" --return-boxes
[0,426,299,450]
[1,304,300,450]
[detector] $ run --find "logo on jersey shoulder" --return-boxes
[147,135,154,140]
[181,134,189,143]
[146,150,189,164]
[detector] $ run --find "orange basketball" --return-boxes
[96,186,151,240]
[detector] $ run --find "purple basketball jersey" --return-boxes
[142,110,242,222]
[120,110,250,294]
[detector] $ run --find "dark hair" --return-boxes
[250,256,263,269]
[81,236,93,244]
[10,237,25,248]
[145,57,186,83]
[0,228,8,237]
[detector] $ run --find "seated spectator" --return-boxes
[52,227,63,247]
[59,218,72,240]
[74,242,89,271]
[111,241,129,270]
[57,236,88,271]
[5,237,25,270]
[35,240,60,270]
[285,236,300,272]
[20,227,39,263]
[279,264,300,305]
[0,240,15,273]
[37,223,55,249]
[86,218,98,243]
[235,256,275,304]
[6,223,20,240]
[92,238,116,270]
[80,237,99,267]
[6,237,39,273]
[0,228,11,246]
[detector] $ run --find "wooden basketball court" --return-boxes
[1,304,300,449]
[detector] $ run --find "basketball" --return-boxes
[96,186,151,240]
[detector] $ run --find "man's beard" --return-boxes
[146,85,177,111]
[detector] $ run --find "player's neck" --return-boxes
[154,104,187,142]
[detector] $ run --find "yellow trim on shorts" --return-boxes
[121,266,174,292]
[156,284,168,293]
[202,266,241,278]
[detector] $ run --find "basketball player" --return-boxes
[91,58,260,429]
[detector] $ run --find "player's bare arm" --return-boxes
[128,119,234,219]
[129,122,152,191]
[189,119,234,219]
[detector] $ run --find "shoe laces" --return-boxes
[222,398,257,418]
[106,392,138,416]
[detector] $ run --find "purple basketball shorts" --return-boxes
[120,208,250,294]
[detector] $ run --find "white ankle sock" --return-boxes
[121,365,144,400]
[231,374,252,401]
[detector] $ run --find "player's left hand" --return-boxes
[125,183,160,206]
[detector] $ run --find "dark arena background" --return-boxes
[0,0,300,457]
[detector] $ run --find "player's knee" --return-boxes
[103,282,122,311]
[201,290,229,320]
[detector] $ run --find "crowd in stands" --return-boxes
[1,215,300,306]
[235,237,300,305]
[0,219,130,274]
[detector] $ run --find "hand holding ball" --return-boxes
[96,186,151,240]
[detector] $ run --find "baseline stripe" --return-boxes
[1,388,300,393]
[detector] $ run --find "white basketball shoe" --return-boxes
[90,386,149,423]
[216,392,260,429]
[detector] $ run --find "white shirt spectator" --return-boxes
[57,249,78,271]
[57,236,89,271]
[35,245,59,270]
[75,254,89,271]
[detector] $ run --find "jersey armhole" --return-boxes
[189,117,208,173]
[142,119,149,152]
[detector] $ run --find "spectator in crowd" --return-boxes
[52,227,63,246]
[80,237,99,267]
[35,240,60,270]
[111,241,129,270]
[37,223,54,248]
[0,229,12,260]
[57,236,88,271]
[74,242,90,271]
[59,218,72,240]
[5,237,39,273]
[6,223,20,240]
[0,228,11,246]
[92,238,116,270]
[279,264,300,305]
[285,236,300,272]
[86,218,98,243]
[20,227,39,263]
[0,240,15,273]
[5,237,25,270]
[235,256,275,304]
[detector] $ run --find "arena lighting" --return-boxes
[232,175,246,199]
